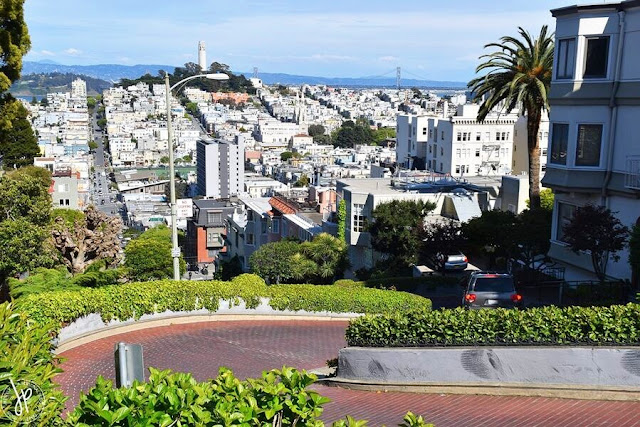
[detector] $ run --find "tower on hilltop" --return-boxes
[198,41,206,71]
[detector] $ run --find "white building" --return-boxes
[196,136,245,199]
[513,113,550,179]
[71,78,87,98]
[543,0,640,282]
[397,105,518,178]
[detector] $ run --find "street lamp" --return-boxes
[165,72,229,280]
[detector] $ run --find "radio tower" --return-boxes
[396,66,401,90]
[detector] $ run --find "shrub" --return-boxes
[17,274,430,328]
[333,279,366,288]
[66,367,432,426]
[365,276,459,292]
[346,304,640,347]
[0,302,66,426]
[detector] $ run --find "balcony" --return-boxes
[625,156,640,190]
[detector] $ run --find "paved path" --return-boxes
[57,320,640,426]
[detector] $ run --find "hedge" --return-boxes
[365,276,460,292]
[17,274,431,328]
[346,304,640,347]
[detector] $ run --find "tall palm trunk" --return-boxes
[526,106,542,210]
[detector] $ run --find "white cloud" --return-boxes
[64,48,82,55]
[378,56,398,62]
[40,50,55,56]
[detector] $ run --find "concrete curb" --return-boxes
[55,309,355,354]
[321,377,640,401]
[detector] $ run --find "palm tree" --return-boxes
[468,26,554,210]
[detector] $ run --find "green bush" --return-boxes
[0,302,66,426]
[346,304,640,347]
[333,279,366,288]
[17,274,430,328]
[365,276,459,292]
[66,367,432,426]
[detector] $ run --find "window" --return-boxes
[475,149,480,157]
[476,133,481,141]
[455,165,460,174]
[440,147,444,156]
[247,210,254,221]
[584,36,609,79]
[542,148,548,156]
[556,38,576,79]
[440,162,443,171]
[207,211,222,224]
[422,127,427,135]
[556,203,575,242]
[441,131,444,140]
[456,148,461,158]
[428,145,432,153]
[575,124,603,166]
[58,184,69,192]
[59,199,64,206]
[457,132,461,141]
[353,204,365,232]
[207,230,222,247]
[428,129,432,138]
[495,132,500,141]
[65,199,70,206]
[246,233,254,245]
[272,218,280,234]
[261,219,268,234]
[549,123,569,165]
[427,160,432,169]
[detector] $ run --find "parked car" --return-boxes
[430,252,468,271]
[462,271,523,309]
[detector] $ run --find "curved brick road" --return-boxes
[56,320,640,426]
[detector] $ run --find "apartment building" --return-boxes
[196,136,245,199]
[512,113,550,177]
[397,105,518,177]
[543,0,640,281]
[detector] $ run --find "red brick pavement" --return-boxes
[56,319,640,426]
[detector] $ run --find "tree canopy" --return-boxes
[562,204,629,282]
[0,97,39,168]
[369,200,436,266]
[124,225,186,281]
[468,26,554,209]
[0,0,31,93]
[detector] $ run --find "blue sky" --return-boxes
[25,0,582,81]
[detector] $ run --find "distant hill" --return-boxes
[237,72,467,89]
[20,61,466,89]
[22,61,175,82]
[10,72,112,96]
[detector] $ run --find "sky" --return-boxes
[24,0,590,82]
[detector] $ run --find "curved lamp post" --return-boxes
[165,72,229,280]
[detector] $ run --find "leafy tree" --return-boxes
[281,151,294,162]
[563,204,629,282]
[217,255,243,281]
[96,118,107,129]
[308,124,325,137]
[0,166,52,226]
[185,101,198,115]
[297,233,349,283]
[86,96,96,109]
[249,240,300,284]
[124,225,186,281]
[40,97,48,107]
[159,155,170,165]
[373,127,396,145]
[369,200,436,266]
[294,173,310,187]
[0,0,31,93]
[418,219,465,264]
[463,210,518,268]
[0,218,54,282]
[526,188,554,211]
[88,140,98,151]
[0,97,40,168]
[332,120,375,148]
[468,26,554,210]
[512,207,552,271]
[337,199,347,242]
[51,206,123,275]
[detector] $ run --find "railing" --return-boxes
[625,155,640,190]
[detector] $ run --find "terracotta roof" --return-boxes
[268,196,297,215]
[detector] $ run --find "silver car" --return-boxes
[462,272,523,309]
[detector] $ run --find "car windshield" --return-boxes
[473,277,514,292]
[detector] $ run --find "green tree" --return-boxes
[281,151,293,162]
[0,98,40,168]
[298,232,349,283]
[337,199,346,242]
[217,255,243,281]
[468,26,554,210]
[308,124,325,137]
[124,225,186,281]
[86,96,96,109]
[562,204,629,282]
[0,166,52,226]
[159,155,170,165]
[418,219,465,265]
[294,173,309,187]
[96,118,107,129]
[88,140,98,151]
[369,200,436,266]
[0,218,54,282]
[0,0,31,93]
[526,188,554,211]
[512,207,552,271]
[373,127,396,145]
[249,240,300,284]
[463,210,518,268]
[185,101,198,115]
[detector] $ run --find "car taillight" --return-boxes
[465,293,476,303]
[511,293,522,303]
[463,256,468,263]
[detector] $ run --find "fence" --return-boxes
[517,280,632,307]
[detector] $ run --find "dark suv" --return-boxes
[462,272,523,309]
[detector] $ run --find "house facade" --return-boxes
[543,0,640,281]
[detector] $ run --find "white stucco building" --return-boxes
[543,0,640,282]
[196,136,245,199]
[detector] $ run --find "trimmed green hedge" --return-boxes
[366,276,460,292]
[346,304,640,347]
[17,274,431,328]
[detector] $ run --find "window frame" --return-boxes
[549,123,569,166]
[575,123,603,167]
[556,38,576,80]
[583,36,610,79]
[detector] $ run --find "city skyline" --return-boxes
[24,0,581,81]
